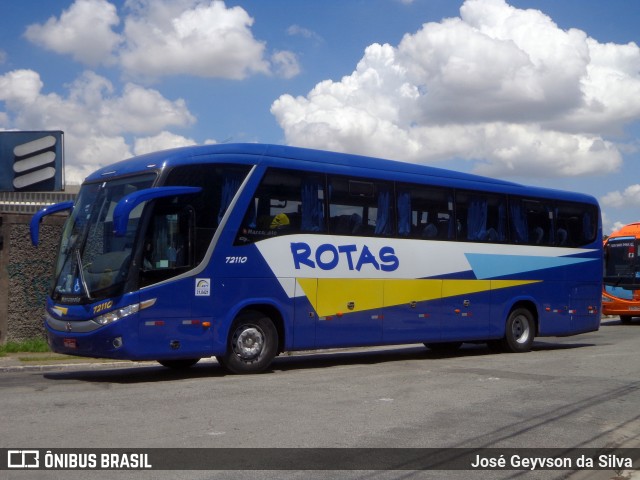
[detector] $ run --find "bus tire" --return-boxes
[620,315,633,324]
[217,311,278,374]
[502,308,535,353]
[158,358,200,369]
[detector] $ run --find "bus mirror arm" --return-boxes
[30,201,75,246]
[112,186,202,237]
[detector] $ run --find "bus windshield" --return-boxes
[53,174,156,303]
[604,236,639,282]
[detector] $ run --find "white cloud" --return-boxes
[601,185,640,208]
[120,0,273,79]
[287,24,323,44]
[23,0,298,80]
[555,39,640,134]
[0,69,44,105]
[65,134,133,184]
[0,69,195,183]
[24,0,121,66]
[599,211,624,236]
[610,221,626,233]
[271,51,301,79]
[94,81,196,135]
[272,0,639,178]
[133,131,197,155]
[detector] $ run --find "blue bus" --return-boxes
[31,144,602,373]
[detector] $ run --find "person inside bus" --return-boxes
[482,227,499,242]
[422,223,438,238]
[143,240,154,270]
[270,213,290,230]
[336,213,362,235]
[167,241,177,267]
[533,226,544,244]
[556,228,568,246]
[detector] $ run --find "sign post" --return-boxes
[0,131,64,192]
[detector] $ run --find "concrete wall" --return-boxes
[0,214,66,343]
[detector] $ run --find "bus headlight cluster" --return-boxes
[95,303,140,326]
[601,295,612,303]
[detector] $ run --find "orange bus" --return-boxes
[603,222,640,323]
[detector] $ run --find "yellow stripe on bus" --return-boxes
[296,278,540,317]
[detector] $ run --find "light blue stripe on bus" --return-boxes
[465,254,595,280]
[604,285,634,300]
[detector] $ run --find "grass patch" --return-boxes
[0,338,50,356]
[17,354,69,363]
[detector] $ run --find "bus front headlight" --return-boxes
[95,303,140,326]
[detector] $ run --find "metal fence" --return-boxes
[0,191,76,214]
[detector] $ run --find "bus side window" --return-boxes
[328,176,354,235]
[164,163,251,264]
[455,191,507,242]
[328,176,394,237]
[141,202,194,277]
[581,207,598,245]
[510,198,553,245]
[145,206,194,270]
[235,169,325,244]
[396,183,453,240]
[397,190,412,236]
[555,202,598,247]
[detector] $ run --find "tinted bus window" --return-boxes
[236,168,325,244]
[456,191,507,242]
[509,198,553,245]
[396,183,453,240]
[328,175,395,237]
[164,163,251,263]
[510,197,597,247]
[555,202,598,247]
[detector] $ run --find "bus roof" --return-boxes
[86,143,598,205]
[607,222,640,239]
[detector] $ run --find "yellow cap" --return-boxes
[270,213,290,229]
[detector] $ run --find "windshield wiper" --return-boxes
[75,248,92,300]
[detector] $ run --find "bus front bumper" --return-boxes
[45,311,136,360]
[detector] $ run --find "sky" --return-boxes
[0,0,639,233]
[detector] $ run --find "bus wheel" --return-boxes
[502,308,535,353]
[217,311,278,374]
[158,358,200,369]
[620,315,633,324]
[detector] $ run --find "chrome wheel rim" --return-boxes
[511,315,531,344]
[232,326,264,360]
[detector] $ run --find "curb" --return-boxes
[0,356,223,373]
[0,360,149,373]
